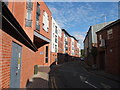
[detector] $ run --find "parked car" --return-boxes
[80,57,85,61]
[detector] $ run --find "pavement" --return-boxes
[26,61,120,89]
[80,61,120,83]
[26,66,50,89]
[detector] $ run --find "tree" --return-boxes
[81,49,84,58]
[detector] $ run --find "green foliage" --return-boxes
[34,65,38,75]
[81,49,85,57]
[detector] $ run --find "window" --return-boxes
[45,46,48,63]
[55,45,57,53]
[53,43,54,48]
[43,11,49,32]
[36,3,40,15]
[66,47,68,51]
[65,41,68,45]
[26,0,33,10]
[36,3,40,30]
[55,35,57,43]
[25,0,33,27]
[25,10,32,27]
[55,26,58,34]
[107,29,113,40]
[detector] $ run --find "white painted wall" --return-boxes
[43,11,49,32]
[51,17,62,53]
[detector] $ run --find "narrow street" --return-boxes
[49,61,120,89]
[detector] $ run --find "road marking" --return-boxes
[50,77,54,89]
[52,76,58,89]
[85,81,98,88]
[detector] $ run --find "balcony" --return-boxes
[36,25,40,31]
[36,7,40,15]
[65,41,68,45]
[36,20,40,31]
[65,47,68,51]
[26,2,33,10]
[25,19,32,27]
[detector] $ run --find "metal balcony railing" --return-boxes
[25,19,32,27]
[26,2,33,10]
[36,24,40,31]
[36,8,40,15]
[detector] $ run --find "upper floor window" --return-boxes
[25,0,33,27]
[36,3,40,30]
[43,11,49,32]
[25,10,32,27]
[107,29,113,40]
[55,35,57,43]
[36,3,40,15]
[26,0,33,10]
[55,45,57,53]
[55,26,58,34]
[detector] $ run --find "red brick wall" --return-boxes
[1,30,36,88]
[58,36,63,53]
[1,30,12,88]
[97,22,120,75]
[35,44,51,66]
[35,2,52,40]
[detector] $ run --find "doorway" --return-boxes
[99,51,105,70]
[10,42,22,88]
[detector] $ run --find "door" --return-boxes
[99,51,105,70]
[10,42,22,88]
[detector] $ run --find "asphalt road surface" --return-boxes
[49,61,120,89]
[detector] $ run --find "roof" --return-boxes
[83,21,113,43]
[62,29,78,42]
[83,26,91,43]
[96,19,120,34]
[62,29,71,37]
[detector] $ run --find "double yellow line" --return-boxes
[50,76,58,90]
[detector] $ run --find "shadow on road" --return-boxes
[26,77,49,89]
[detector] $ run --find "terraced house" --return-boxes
[0,0,81,88]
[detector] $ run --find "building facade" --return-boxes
[84,22,113,67]
[1,1,81,88]
[50,17,62,64]
[96,19,120,75]
[1,1,52,88]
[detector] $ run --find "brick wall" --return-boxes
[97,21,120,75]
[1,30,12,88]
[1,30,36,88]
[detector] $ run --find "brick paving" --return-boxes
[26,66,50,89]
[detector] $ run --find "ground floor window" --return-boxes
[45,46,48,63]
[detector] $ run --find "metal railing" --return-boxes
[25,19,32,27]
[26,2,33,10]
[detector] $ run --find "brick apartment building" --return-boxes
[84,22,113,67]
[1,0,81,88]
[56,29,80,63]
[50,24,81,64]
[50,17,62,65]
[96,19,120,75]
[1,1,52,88]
